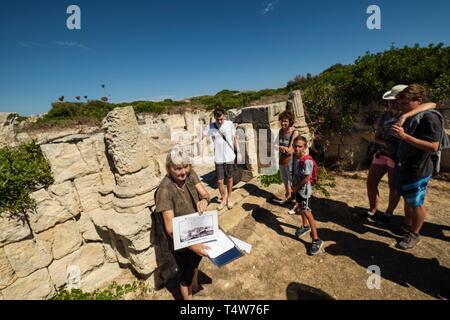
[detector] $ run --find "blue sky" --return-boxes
[0,0,449,115]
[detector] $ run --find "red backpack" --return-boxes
[297,154,318,186]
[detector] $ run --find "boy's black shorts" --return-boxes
[295,193,311,212]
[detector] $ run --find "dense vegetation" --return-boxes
[0,142,54,217]
[288,43,450,134]
[190,88,287,110]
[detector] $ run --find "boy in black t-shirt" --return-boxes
[391,84,442,250]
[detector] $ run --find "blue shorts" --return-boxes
[397,176,431,208]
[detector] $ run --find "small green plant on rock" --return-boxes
[52,281,153,300]
[258,166,335,197]
[0,142,53,220]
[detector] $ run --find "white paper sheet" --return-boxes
[228,235,252,254]
[204,229,235,259]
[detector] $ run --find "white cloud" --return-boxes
[55,41,90,50]
[18,42,48,48]
[261,1,279,15]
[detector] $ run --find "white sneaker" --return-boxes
[276,197,292,205]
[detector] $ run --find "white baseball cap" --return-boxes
[382,85,408,100]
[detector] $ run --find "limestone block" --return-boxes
[40,143,95,184]
[76,133,109,173]
[48,181,81,217]
[78,214,101,242]
[37,220,83,260]
[128,248,156,276]
[74,173,102,212]
[112,192,153,213]
[80,263,124,293]
[114,166,159,199]
[103,243,118,263]
[3,238,53,278]
[1,268,56,300]
[48,243,105,289]
[88,208,151,252]
[103,106,149,175]
[29,189,74,233]
[0,247,16,289]
[0,214,31,247]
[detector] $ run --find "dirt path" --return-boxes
[145,171,450,300]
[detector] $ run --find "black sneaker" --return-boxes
[308,239,324,255]
[295,226,311,238]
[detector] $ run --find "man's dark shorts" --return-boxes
[295,193,311,212]
[215,162,235,181]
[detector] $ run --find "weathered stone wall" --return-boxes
[0,107,214,299]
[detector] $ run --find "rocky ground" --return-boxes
[139,170,449,300]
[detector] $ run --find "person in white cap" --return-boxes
[360,85,436,223]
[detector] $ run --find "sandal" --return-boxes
[218,202,227,210]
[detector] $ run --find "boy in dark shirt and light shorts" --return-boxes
[391,84,443,250]
[291,136,323,255]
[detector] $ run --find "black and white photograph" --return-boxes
[180,216,214,243]
[172,211,219,251]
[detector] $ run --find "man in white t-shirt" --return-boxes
[190,108,242,210]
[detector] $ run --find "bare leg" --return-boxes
[284,183,291,200]
[386,167,401,215]
[404,200,413,227]
[180,283,193,300]
[300,210,308,228]
[367,164,388,213]
[287,185,292,200]
[217,179,227,206]
[226,177,233,204]
[410,204,426,234]
[304,210,318,240]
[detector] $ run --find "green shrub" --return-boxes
[258,170,282,187]
[258,166,335,197]
[289,43,450,135]
[191,88,288,110]
[0,142,53,218]
[52,282,152,300]
[314,166,336,198]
